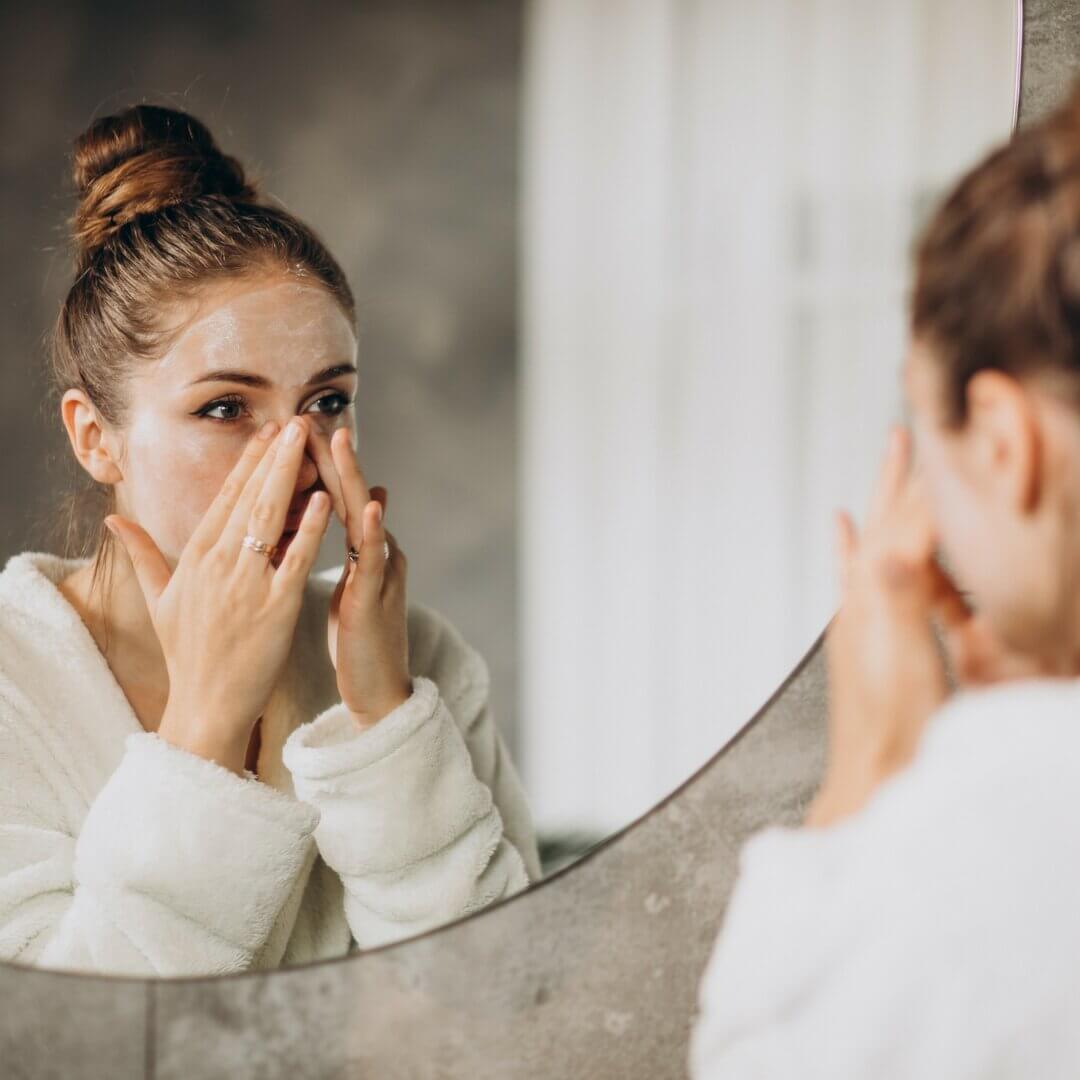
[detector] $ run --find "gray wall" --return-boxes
[0,0,522,753]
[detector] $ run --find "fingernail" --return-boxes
[375,501,383,523]
[284,419,302,444]
[258,420,278,440]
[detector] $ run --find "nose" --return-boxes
[294,450,319,495]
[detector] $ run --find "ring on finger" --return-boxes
[345,542,391,563]
[242,534,278,559]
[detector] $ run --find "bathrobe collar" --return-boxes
[0,550,341,798]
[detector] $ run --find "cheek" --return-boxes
[307,409,355,462]
[925,462,1004,608]
[916,437,984,580]
[312,407,354,436]
[123,419,243,547]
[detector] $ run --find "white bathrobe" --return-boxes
[0,550,540,977]
[691,677,1080,1079]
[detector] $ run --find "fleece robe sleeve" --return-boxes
[0,711,320,977]
[282,607,540,949]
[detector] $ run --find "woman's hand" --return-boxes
[105,416,333,774]
[805,425,950,828]
[324,426,411,729]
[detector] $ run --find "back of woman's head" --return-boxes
[912,79,1080,426]
[49,104,355,575]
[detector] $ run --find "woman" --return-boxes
[692,81,1080,1076]
[0,105,539,977]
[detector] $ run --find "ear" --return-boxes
[60,390,124,486]
[963,370,1040,514]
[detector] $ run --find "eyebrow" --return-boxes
[187,363,358,389]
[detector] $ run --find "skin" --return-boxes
[58,273,410,773]
[805,338,1080,826]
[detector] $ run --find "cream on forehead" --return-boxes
[155,280,356,386]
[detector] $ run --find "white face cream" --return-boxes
[114,275,358,564]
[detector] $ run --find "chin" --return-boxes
[980,593,1051,657]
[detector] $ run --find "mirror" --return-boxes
[0,0,1021,980]
[519,0,1023,869]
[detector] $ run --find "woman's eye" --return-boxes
[197,395,246,422]
[195,391,351,424]
[305,392,352,417]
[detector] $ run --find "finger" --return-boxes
[306,428,348,524]
[834,509,857,596]
[331,426,371,550]
[189,420,280,551]
[271,490,333,599]
[221,416,311,558]
[382,528,408,601]
[105,515,172,609]
[866,425,912,527]
[348,500,389,601]
[861,463,938,577]
[370,486,388,515]
[201,422,286,557]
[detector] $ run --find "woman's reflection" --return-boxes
[692,78,1080,1078]
[0,104,539,977]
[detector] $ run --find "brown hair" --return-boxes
[912,79,1080,428]
[48,104,356,617]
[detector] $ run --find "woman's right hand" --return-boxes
[805,427,950,828]
[104,415,333,775]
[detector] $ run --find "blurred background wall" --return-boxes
[0,1,524,754]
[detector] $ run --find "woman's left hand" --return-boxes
[324,427,412,729]
[805,425,950,828]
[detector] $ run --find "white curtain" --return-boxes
[520,0,1019,836]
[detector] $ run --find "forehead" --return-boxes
[155,276,356,374]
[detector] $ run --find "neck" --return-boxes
[62,545,169,726]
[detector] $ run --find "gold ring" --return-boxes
[345,543,390,563]
[242,534,277,558]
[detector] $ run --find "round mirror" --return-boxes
[520,0,1023,870]
[0,0,1022,982]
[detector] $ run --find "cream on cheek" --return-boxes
[121,412,234,560]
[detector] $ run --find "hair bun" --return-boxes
[71,104,259,261]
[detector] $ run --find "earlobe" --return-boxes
[60,390,124,486]
[965,371,1040,514]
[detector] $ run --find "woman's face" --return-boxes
[110,274,357,568]
[903,337,1080,660]
[902,340,992,602]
